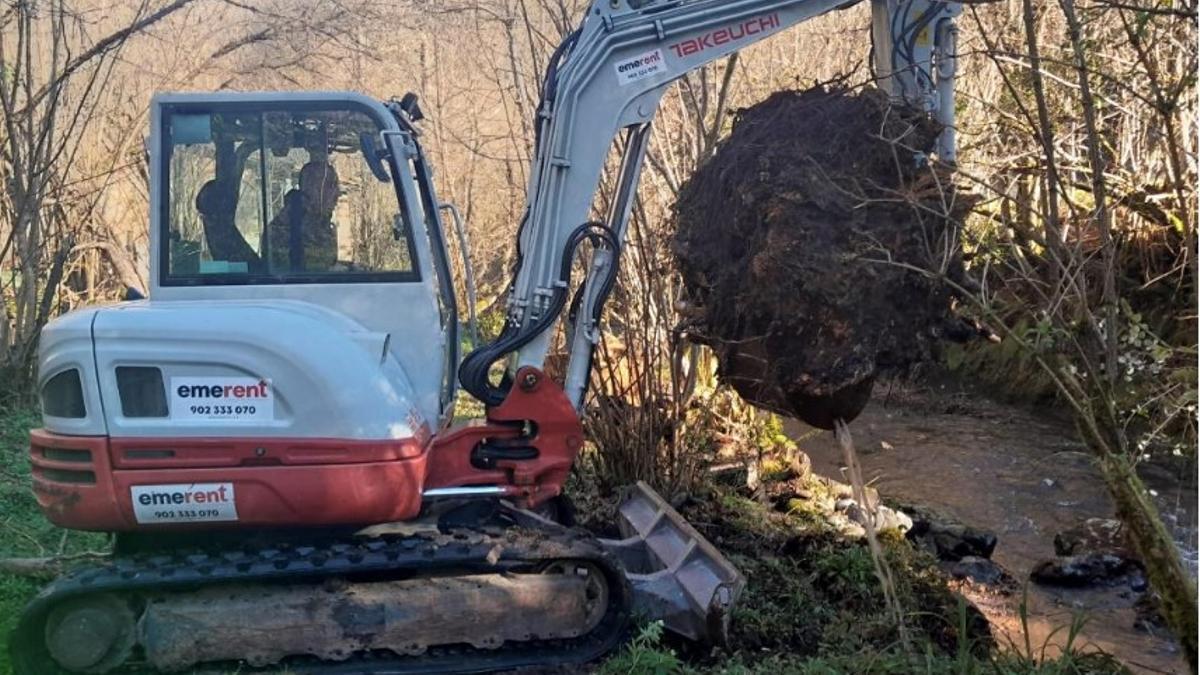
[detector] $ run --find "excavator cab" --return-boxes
[155,92,460,424]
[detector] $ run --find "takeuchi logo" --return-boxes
[668,13,781,58]
[175,380,270,399]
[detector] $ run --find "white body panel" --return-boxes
[40,299,431,441]
[114,288,444,436]
[38,308,108,436]
[95,299,429,439]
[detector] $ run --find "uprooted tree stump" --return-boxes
[673,86,972,429]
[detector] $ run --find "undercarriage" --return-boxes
[11,484,742,674]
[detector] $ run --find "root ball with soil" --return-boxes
[673,86,971,429]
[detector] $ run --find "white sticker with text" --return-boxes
[170,377,273,422]
[614,48,666,86]
[131,483,238,524]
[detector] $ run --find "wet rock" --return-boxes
[1053,518,1131,558]
[1128,570,1149,593]
[1030,553,1141,587]
[934,527,996,561]
[1133,593,1167,633]
[945,556,1012,586]
[902,507,998,561]
[834,498,913,534]
[1038,518,1144,589]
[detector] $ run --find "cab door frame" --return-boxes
[382,121,460,425]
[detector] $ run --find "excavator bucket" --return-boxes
[600,481,745,645]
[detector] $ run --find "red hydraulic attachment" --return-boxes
[425,366,585,505]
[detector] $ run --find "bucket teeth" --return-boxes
[600,481,745,645]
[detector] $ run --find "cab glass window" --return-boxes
[163,104,418,285]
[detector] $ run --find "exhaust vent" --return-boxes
[116,367,169,418]
[40,448,91,463]
[34,466,96,484]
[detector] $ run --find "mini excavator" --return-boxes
[14,0,959,671]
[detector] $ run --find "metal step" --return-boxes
[600,481,745,645]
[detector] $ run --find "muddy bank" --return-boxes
[790,378,1196,674]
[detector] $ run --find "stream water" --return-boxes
[789,379,1196,674]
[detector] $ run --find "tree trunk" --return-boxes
[1084,423,1198,670]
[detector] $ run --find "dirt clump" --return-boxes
[673,86,972,429]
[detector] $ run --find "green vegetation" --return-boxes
[0,405,49,673]
[0,405,107,674]
[601,620,1128,674]
[587,466,1127,675]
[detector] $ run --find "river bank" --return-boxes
[791,378,1196,674]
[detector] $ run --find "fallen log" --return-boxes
[0,551,110,578]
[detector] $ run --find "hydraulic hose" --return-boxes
[459,222,619,407]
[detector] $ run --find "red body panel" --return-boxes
[31,430,428,530]
[30,431,121,530]
[110,435,426,470]
[30,368,583,532]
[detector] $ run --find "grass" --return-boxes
[600,607,1128,674]
[674,490,995,664]
[0,404,108,675]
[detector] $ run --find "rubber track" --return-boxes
[9,526,632,674]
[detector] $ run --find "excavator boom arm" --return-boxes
[459,0,960,409]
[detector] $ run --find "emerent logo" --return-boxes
[170,376,273,422]
[614,48,665,85]
[175,380,270,400]
[131,483,238,524]
[137,484,230,506]
[617,51,662,73]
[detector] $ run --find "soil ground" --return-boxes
[790,377,1197,674]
